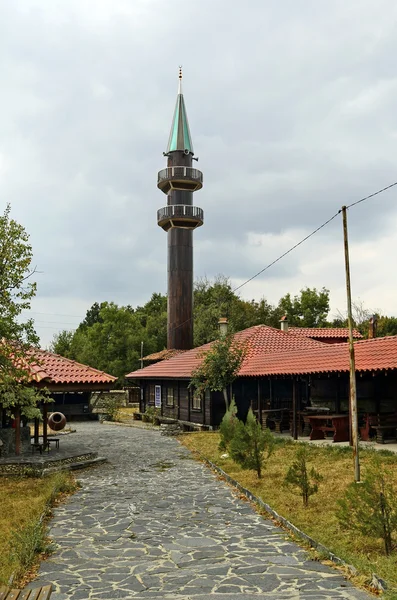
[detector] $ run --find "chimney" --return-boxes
[368,315,377,339]
[280,315,288,333]
[218,317,228,338]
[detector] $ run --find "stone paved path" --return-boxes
[31,422,371,599]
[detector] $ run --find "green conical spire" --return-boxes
[166,68,194,154]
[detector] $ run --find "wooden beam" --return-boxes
[292,378,298,441]
[42,403,48,448]
[34,417,39,444]
[15,406,21,456]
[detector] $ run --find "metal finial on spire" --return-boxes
[178,66,182,94]
[166,67,193,153]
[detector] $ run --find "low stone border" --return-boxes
[199,454,387,594]
[0,453,106,477]
[101,420,160,430]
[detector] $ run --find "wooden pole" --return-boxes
[342,205,360,483]
[257,380,262,425]
[43,403,48,448]
[292,378,298,440]
[15,406,21,456]
[34,417,39,444]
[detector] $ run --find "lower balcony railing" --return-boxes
[157,205,204,231]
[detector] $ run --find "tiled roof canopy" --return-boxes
[126,325,323,380]
[28,349,117,385]
[126,325,397,381]
[243,335,397,377]
[289,327,363,339]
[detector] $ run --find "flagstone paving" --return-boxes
[30,422,371,599]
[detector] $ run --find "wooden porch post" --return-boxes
[15,406,21,455]
[257,380,262,425]
[34,416,39,444]
[292,378,298,440]
[43,403,48,447]
[336,376,341,414]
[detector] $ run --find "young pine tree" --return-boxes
[284,445,323,506]
[229,409,275,478]
[337,456,397,555]
[219,397,238,451]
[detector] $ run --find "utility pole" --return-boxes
[140,341,144,370]
[341,205,360,483]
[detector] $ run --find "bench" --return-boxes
[47,438,60,449]
[367,414,397,444]
[31,436,60,450]
[0,584,52,599]
[31,442,50,455]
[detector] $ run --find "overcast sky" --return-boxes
[1,0,397,347]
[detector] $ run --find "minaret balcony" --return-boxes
[157,205,204,232]
[157,166,203,194]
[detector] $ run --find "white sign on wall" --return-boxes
[155,385,162,408]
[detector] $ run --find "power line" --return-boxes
[21,310,84,318]
[346,180,397,209]
[33,320,80,325]
[232,179,397,294]
[169,179,397,334]
[232,211,341,293]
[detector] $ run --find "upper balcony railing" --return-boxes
[157,166,203,194]
[157,204,204,232]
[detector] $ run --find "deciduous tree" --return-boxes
[0,205,49,427]
[190,332,246,410]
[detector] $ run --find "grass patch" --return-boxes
[116,406,139,422]
[0,471,78,586]
[180,432,397,596]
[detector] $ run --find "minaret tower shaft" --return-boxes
[157,69,204,350]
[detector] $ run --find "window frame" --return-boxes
[148,384,155,405]
[191,390,202,411]
[166,386,174,407]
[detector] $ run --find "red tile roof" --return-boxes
[289,327,363,339]
[28,349,117,385]
[126,325,323,380]
[242,335,397,377]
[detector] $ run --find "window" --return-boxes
[166,387,174,407]
[192,391,202,411]
[149,385,155,404]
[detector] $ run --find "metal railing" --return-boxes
[157,167,203,184]
[157,205,204,223]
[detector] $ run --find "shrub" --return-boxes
[103,396,122,421]
[337,456,397,555]
[229,408,275,478]
[284,445,323,506]
[143,406,160,424]
[219,397,238,451]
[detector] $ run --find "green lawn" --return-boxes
[180,432,397,597]
[0,472,76,587]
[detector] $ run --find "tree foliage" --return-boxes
[0,205,49,419]
[229,409,275,478]
[284,445,323,506]
[190,333,246,410]
[337,456,397,555]
[278,287,330,327]
[219,397,238,451]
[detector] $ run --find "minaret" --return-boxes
[157,69,204,350]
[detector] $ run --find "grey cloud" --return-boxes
[1,0,397,345]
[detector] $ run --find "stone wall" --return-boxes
[91,390,128,414]
[0,426,31,456]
